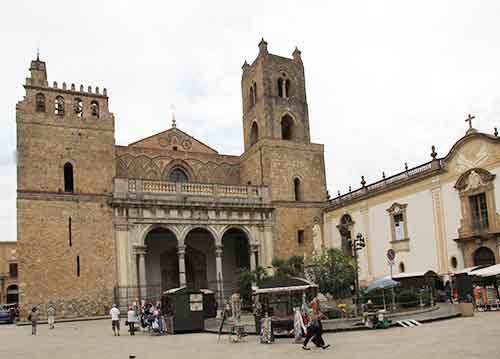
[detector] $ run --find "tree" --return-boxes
[306,248,356,297]
[237,266,269,305]
[272,256,304,278]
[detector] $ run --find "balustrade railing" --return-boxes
[329,160,441,207]
[126,179,263,199]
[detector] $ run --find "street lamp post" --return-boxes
[349,233,366,317]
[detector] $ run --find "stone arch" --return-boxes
[142,224,180,292]
[90,100,99,118]
[293,176,303,201]
[128,155,161,179]
[221,224,253,244]
[54,96,65,116]
[473,246,496,266]
[162,159,197,182]
[63,162,74,193]
[280,112,296,140]
[139,223,181,247]
[35,93,46,112]
[250,121,259,146]
[180,225,219,246]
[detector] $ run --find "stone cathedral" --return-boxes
[16,39,327,317]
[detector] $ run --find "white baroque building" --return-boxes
[324,126,500,285]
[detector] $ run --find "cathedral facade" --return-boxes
[16,40,327,317]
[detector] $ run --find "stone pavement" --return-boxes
[0,311,498,359]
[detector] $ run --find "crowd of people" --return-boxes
[109,302,169,336]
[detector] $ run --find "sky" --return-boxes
[1,1,499,241]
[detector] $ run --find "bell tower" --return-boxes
[241,39,310,151]
[16,56,117,318]
[240,40,327,261]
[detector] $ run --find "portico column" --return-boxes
[250,244,258,271]
[134,246,147,301]
[215,246,224,305]
[178,245,186,287]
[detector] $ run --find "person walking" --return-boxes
[127,307,137,336]
[47,304,56,330]
[110,304,121,336]
[302,297,330,351]
[28,307,39,335]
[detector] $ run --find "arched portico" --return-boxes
[144,227,178,293]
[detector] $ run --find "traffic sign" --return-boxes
[387,249,396,261]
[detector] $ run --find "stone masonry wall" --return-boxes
[273,206,323,259]
[16,60,117,319]
[17,199,115,319]
[116,146,241,185]
[241,139,327,260]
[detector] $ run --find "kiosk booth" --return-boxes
[162,287,205,333]
[253,277,318,335]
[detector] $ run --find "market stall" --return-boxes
[253,277,318,336]
[470,264,500,311]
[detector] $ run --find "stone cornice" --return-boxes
[17,191,111,203]
[110,198,274,211]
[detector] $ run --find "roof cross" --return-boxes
[465,114,475,129]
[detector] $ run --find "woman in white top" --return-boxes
[127,307,138,336]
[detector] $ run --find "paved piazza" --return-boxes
[1,313,499,359]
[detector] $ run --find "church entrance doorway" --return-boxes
[222,227,250,298]
[145,227,179,293]
[184,228,216,290]
[473,246,496,266]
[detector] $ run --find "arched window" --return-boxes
[450,256,458,269]
[277,78,284,97]
[285,79,291,98]
[294,178,302,201]
[250,83,257,107]
[399,262,405,273]
[35,93,46,112]
[64,162,74,193]
[54,96,65,116]
[473,246,496,266]
[250,121,259,146]
[90,100,99,118]
[281,114,294,140]
[74,98,83,118]
[168,167,188,182]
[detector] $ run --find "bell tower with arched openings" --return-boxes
[241,38,310,150]
[16,56,117,318]
[240,40,327,260]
